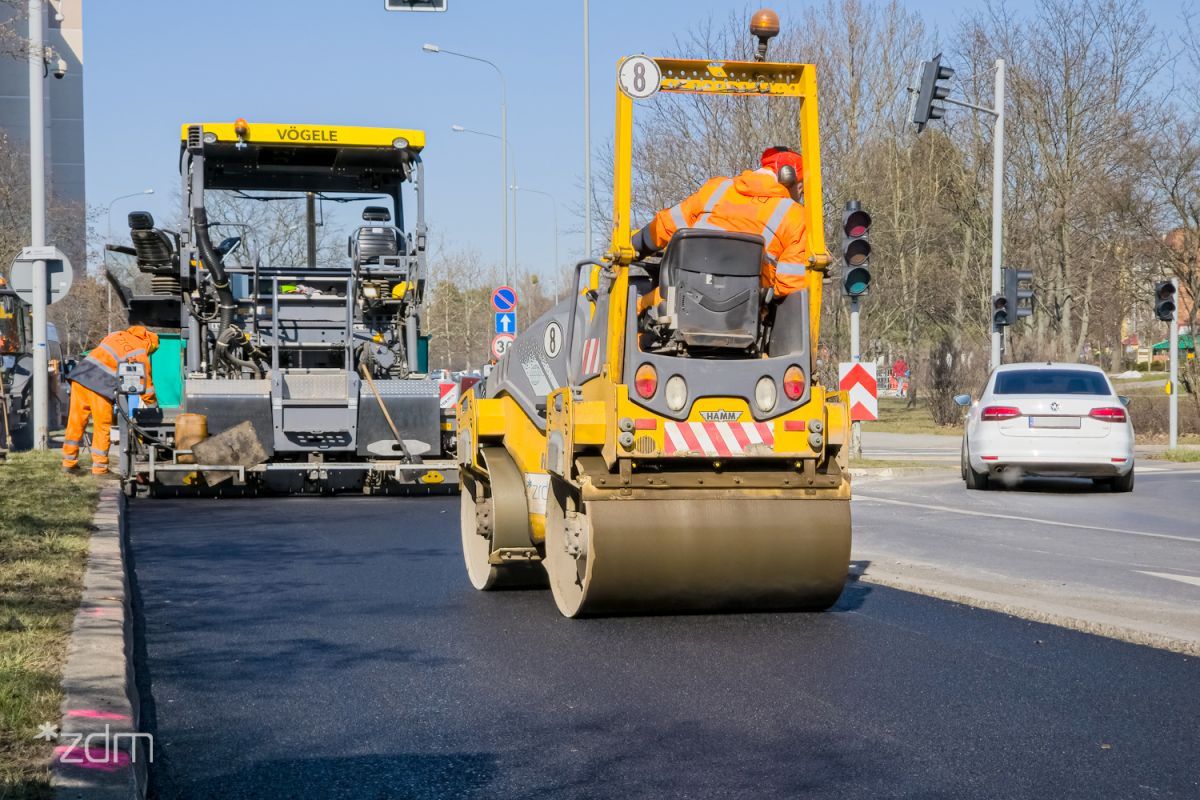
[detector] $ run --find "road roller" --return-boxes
[457,12,852,617]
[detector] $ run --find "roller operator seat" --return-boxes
[658,228,765,350]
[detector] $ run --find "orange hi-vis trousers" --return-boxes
[62,382,113,474]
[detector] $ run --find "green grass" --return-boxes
[1149,448,1200,463]
[865,397,960,436]
[0,452,98,800]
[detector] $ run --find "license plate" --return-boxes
[1028,416,1081,429]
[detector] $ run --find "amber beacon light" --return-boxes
[750,8,780,61]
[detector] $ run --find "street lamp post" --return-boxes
[425,44,509,283]
[451,124,517,279]
[513,186,560,303]
[27,0,48,449]
[583,0,592,258]
[104,189,155,333]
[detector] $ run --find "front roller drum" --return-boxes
[460,448,547,591]
[544,488,851,617]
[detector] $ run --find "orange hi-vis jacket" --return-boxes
[68,325,159,404]
[646,169,812,297]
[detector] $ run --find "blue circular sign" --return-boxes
[491,285,518,312]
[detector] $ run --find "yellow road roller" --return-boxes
[458,12,852,617]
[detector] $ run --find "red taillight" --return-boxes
[980,405,1021,421]
[634,363,658,399]
[1089,407,1127,423]
[783,366,805,400]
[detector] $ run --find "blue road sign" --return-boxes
[491,285,518,312]
[495,312,517,334]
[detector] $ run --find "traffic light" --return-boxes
[1155,280,1177,322]
[912,53,955,133]
[992,294,1008,329]
[841,200,871,297]
[1003,268,1034,322]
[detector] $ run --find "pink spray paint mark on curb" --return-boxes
[81,606,117,617]
[53,745,131,772]
[66,709,131,721]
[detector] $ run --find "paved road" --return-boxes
[127,496,1200,799]
[852,454,1200,649]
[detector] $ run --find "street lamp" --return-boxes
[424,43,509,283]
[451,124,517,274]
[104,189,154,333]
[513,186,560,303]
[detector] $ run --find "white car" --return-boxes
[956,363,1134,492]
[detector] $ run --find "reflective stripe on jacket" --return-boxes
[68,326,158,403]
[646,170,811,297]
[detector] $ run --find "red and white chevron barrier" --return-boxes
[838,362,878,421]
[438,382,459,409]
[663,421,774,456]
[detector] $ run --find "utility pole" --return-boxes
[582,0,592,258]
[27,0,48,450]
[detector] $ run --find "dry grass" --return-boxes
[0,452,97,800]
[865,397,961,436]
[1149,448,1200,463]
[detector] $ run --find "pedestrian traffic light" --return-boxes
[912,53,955,133]
[1155,280,1177,322]
[1003,268,1034,322]
[992,294,1008,329]
[841,200,871,297]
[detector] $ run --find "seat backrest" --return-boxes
[128,211,175,268]
[660,228,763,349]
[353,226,401,267]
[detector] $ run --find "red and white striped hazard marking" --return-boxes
[580,337,603,375]
[663,421,774,456]
[438,382,459,409]
[838,362,878,422]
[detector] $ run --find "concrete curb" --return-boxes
[51,485,147,800]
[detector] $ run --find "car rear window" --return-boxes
[993,369,1111,395]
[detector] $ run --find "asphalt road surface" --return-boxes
[853,458,1200,649]
[127,495,1200,799]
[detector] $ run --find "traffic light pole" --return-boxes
[850,296,862,459]
[988,60,1005,371]
[1169,278,1178,449]
[27,0,49,450]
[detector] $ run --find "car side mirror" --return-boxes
[1118,395,1130,407]
[953,394,971,407]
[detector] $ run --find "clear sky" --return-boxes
[83,0,1183,282]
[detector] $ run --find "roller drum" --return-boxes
[544,490,851,617]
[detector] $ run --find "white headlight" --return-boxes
[392,137,410,149]
[202,132,218,144]
[755,376,777,412]
[665,375,687,412]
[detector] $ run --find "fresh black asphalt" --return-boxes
[127,496,1200,799]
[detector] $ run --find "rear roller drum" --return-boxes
[459,449,547,591]
[544,481,852,617]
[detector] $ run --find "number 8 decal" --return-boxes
[619,55,662,101]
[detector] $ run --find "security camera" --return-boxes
[52,58,67,79]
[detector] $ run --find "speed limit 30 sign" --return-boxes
[491,333,515,360]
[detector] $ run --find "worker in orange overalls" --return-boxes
[62,325,158,475]
[633,145,812,303]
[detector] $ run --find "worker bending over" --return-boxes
[633,146,811,304]
[62,325,158,475]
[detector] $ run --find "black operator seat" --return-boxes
[351,206,404,268]
[659,228,764,350]
[127,211,177,270]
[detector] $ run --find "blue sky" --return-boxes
[84,0,1183,281]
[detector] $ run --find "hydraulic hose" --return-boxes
[193,207,246,372]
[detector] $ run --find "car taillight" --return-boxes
[980,405,1021,421]
[634,363,658,399]
[1089,407,1127,423]
[783,366,805,400]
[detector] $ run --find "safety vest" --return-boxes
[647,170,811,297]
[68,326,158,403]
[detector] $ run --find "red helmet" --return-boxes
[761,146,803,178]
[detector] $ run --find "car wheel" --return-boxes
[1110,467,1134,493]
[963,446,990,490]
